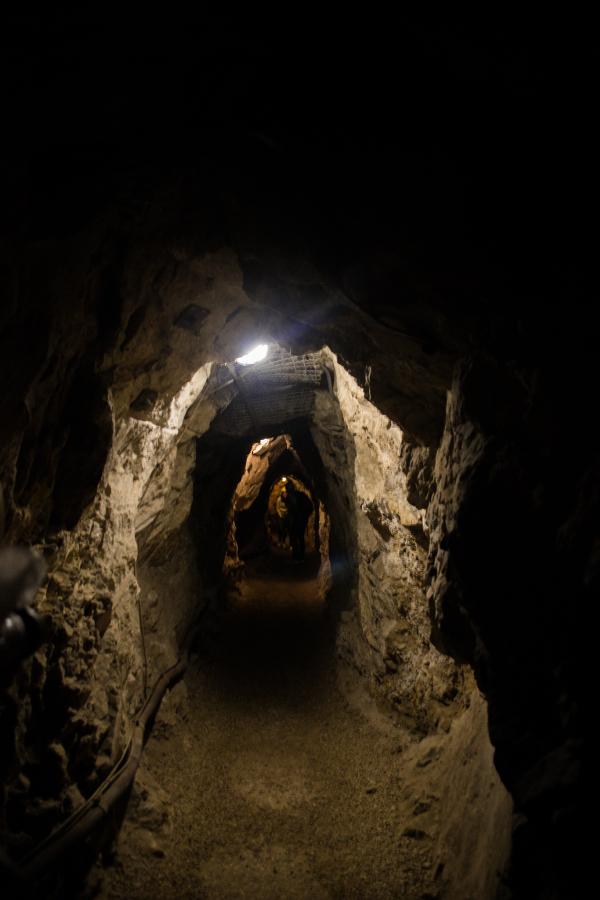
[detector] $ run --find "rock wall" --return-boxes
[224,436,291,571]
[311,350,474,736]
[426,353,595,897]
[0,366,216,855]
[396,689,513,900]
[0,191,285,859]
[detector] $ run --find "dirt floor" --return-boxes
[97,551,449,900]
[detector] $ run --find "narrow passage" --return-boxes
[101,555,439,900]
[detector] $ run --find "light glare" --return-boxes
[235,344,268,366]
[252,437,272,456]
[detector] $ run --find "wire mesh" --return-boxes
[211,344,324,434]
[241,353,323,391]
[209,343,325,434]
[214,384,318,435]
[212,346,322,393]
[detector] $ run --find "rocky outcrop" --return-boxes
[400,442,436,511]
[426,352,595,897]
[231,437,289,516]
[0,365,216,856]
[311,351,473,735]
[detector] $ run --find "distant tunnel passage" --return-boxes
[100,352,512,899]
[266,475,316,555]
[222,433,329,617]
[3,346,512,900]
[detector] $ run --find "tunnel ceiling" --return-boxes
[210,344,326,436]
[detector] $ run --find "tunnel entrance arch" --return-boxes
[225,435,331,607]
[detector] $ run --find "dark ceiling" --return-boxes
[2,18,574,301]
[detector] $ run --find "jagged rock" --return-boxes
[312,350,472,734]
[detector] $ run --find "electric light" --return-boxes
[235,344,268,366]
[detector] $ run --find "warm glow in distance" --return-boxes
[235,344,268,366]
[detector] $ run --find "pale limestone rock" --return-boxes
[312,350,471,733]
[35,362,217,769]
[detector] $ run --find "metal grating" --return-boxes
[213,359,325,433]
[211,344,289,389]
[212,346,322,393]
[240,354,323,392]
[217,385,317,434]
[209,343,325,435]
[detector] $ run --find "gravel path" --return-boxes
[99,554,437,899]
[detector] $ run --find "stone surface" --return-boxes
[0,362,217,856]
[311,351,473,735]
[425,353,595,896]
[100,608,511,900]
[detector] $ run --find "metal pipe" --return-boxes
[210,376,235,394]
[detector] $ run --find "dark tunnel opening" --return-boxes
[235,454,319,560]
[188,412,335,624]
[264,473,317,553]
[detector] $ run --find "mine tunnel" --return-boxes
[0,20,591,900]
